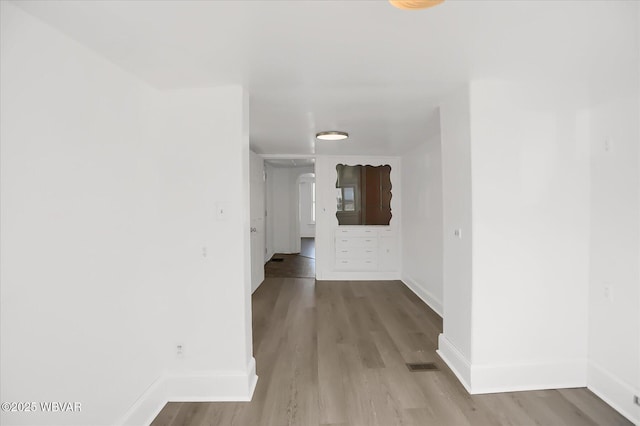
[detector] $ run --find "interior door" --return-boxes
[249,152,265,293]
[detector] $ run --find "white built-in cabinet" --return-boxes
[315,155,401,280]
[334,227,398,272]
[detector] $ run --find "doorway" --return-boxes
[262,158,315,279]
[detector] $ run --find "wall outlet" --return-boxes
[634,395,640,407]
[176,344,184,358]
[604,137,613,153]
[454,228,463,239]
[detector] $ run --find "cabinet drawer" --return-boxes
[335,258,377,271]
[336,247,378,259]
[378,227,396,237]
[335,237,377,249]
[335,228,378,238]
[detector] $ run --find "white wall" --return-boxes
[0,4,255,425]
[437,74,638,423]
[438,81,592,394]
[469,80,590,393]
[433,6,640,420]
[298,175,316,239]
[0,4,165,424]
[250,151,266,293]
[586,3,640,421]
[155,86,255,381]
[588,84,640,424]
[437,85,474,386]
[265,163,275,261]
[265,165,314,255]
[401,111,444,316]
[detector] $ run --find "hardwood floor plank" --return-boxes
[402,407,438,426]
[379,364,431,410]
[531,389,600,426]
[152,279,633,426]
[150,402,181,426]
[557,388,633,426]
[338,342,384,426]
[316,288,347,424]
[168,402,210,426]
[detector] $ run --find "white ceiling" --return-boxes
[12,1,633,156]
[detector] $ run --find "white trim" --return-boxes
[401,276,443,317]
[118,375,168,426]
[261,154,316,160]
[436,333,472,393]
[318,271,401,281]
[587,360,639,425]
[166,357,258,402]
[252,279,265,294]
[265,250,275,262]
[470,358,587,395]
[119,358,258,426]
[437,334,588,396]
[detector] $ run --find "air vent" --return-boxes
[406,363,438,372]
[270,258,284,262]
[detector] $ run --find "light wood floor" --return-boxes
[152,279,632,426]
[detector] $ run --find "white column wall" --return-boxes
[0,4,256,425]
[468,81,590,392]
[437,86,474,386]
[586,4,640,421]
[401,111,444,316]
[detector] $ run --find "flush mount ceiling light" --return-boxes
[389,0,444,10]
[316,131,349,141]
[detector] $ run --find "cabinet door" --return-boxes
[378,237,398,271]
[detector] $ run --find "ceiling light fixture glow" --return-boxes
[389,0,444,10]
[316,131,349,141]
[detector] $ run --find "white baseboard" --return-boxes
[119,358,258,426]
[265,250,275,263]
[438,334,588,397]
[252,279,265,294]
[437,333,472,392]
[317,271,401,281]
[588,360,639,425]
[470,357,587,395]
[118,375,168,426]
[401,276,443,317]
